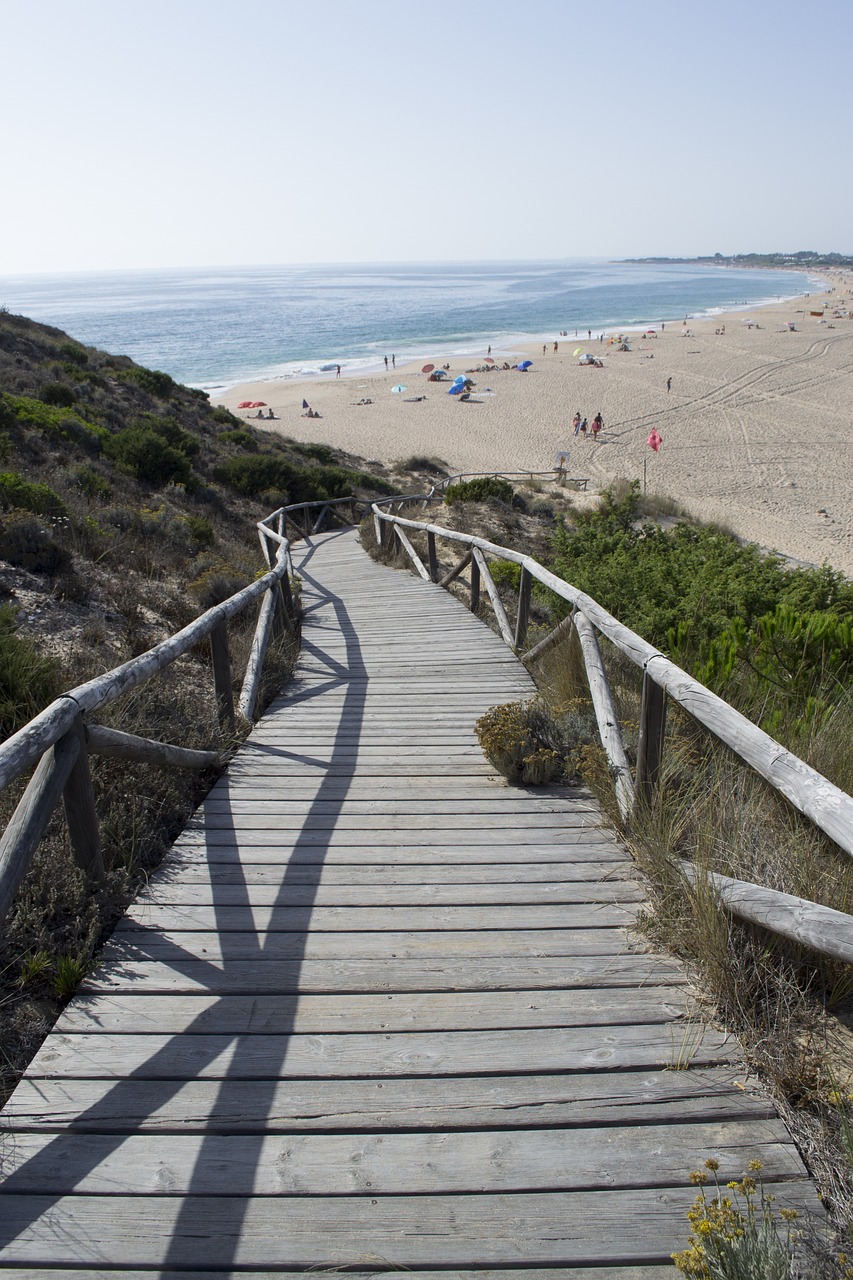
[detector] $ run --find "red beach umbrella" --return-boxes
[238,401,253,409]
[484,357,495,363]
[251,401,267,408]
[421,364,435,373]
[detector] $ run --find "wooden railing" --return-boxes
[0,497,350,927]
[371,491,853,968]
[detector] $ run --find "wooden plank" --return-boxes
[0,1121,801,1196]
[26,1023,735,1080]
[154,860,633,884]
[0,1187,816,1269]
[0,1269,679,1280]
[135,882,644,908]
[2,1066,769,1133]
[82,953,684,995]
[104,927,641,961]
[120,904,641,932]
[56,987,689,1035]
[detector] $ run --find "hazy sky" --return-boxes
[3,0,850,274]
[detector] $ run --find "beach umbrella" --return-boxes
[646,429,662,452]
[251,401,267,408]
[238,401,253,409]
[484,356,495,364]
[391,384,407,393]
[421,364,435,373]
[302,399,310,410]
[573,347,582,356]
[518,360,533,370]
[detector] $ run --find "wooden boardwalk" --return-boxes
[0,527,815,1276]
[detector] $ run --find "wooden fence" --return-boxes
[371,491,853,969]
[0,498,350,927]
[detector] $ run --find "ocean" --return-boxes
[0,259,817,392]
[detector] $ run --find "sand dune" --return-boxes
[216,278,853,577]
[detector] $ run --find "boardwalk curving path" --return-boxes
[0,527,815,1276]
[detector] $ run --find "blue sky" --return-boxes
[3,0,851,273]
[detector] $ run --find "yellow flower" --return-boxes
[779,1208,798,1222]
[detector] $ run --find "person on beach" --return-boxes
[579,417,588,438]
[543,345,547,355]
[336,365,341,378]
[553,341,559,353]
[588,329,591,340]
[384,356,388,370]
[666,376,672,393]
[591,412,603,439]
[572,411,582,435]
[391,354,396,368]
[487,345,491,356]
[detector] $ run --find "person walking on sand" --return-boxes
[572,410,582,435]
[553,341,558,353]
[666,376,672,393]
[336,365,341,378]
[579,417,588,438]
[391,354,396,368]
[591,412,603,439]
[384,356,388,370]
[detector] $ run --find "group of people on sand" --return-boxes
[572,410,604,440]
[254,408,276,419]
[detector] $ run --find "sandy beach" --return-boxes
[216,274,853,578]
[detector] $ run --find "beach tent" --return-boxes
[391,384,407,393]
[517,360,533,371]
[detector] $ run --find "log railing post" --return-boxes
[470,553,481,614]
[210,621,235,732]
[0,727,83,925]
[427,531,438,583]
[635,669,667,810]
[514,566,532,651]
[63,715,104,882]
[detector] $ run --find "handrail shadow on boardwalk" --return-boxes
[0,550,367,1273]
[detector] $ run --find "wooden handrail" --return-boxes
[0,494,379,929]
[371,501,853,863]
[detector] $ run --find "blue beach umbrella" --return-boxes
[391,384,407,393]
[517,360,533,371]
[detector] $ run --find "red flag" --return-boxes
[646,429,662,452]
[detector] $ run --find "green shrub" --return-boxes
[291,441,337,465]
[219,429,257,451]
[214,454,353,504]
[0,393,103,450]
[0,472,67,516]
[0,513,72,576]
[58,342,89,367]
[118,366,177,398]
[181,514,215,549]
[74,466,112,503]
[40,382,76,408]
[445,477,515,505]
[103,425,194,488]
[0,604,60,737]
[212,406,241,427]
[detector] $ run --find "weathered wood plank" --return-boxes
[120,903,641,932]
[82,953,683,995]
[134,881,644,908]
[104,927,641,961]
[2,1066,770,1134]
[0,1187,816,1268]
[56,987,688,1035]
[0,1121,800,1195]
[26,1024,735,1080]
